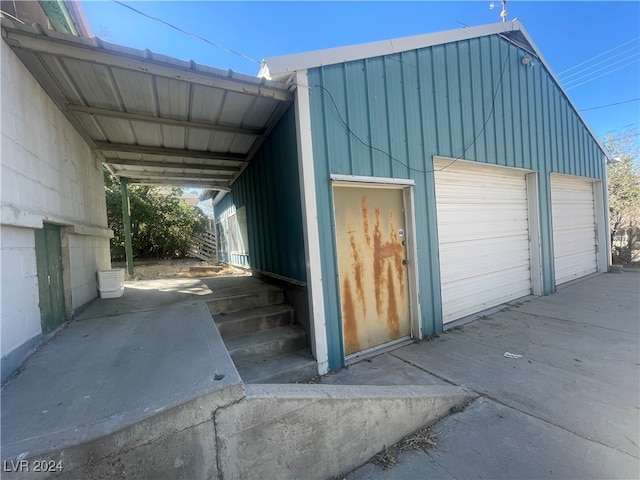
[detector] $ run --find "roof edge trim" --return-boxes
[261,20,524,79]
[262,19,610,161]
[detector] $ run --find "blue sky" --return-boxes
[81,1,639,148]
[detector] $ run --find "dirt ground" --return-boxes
[110,258,248,281]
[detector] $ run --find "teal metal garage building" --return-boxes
[213,21,610,373]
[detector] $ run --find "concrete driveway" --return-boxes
[340,271,640,479]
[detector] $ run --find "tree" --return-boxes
[104,168,208,260]
[603,128,640,264]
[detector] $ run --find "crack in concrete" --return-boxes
[474,391,640,460]
[212,393,247,480]
[40,384,248,478]
[388,352,460,387]
[511,310,640,336]
[390,352,640,461]
[424,449,461,480]
[213,408,223,480]
[53,412,218,477]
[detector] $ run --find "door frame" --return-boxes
[433,157,542,322]
[330,174,422,361]
[35,223,67,333]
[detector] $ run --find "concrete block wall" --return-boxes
[67,234,111,310]
[1,42,108,227]
[1,39,112,372]
[0,226,40,360]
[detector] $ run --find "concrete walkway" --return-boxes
[1,274,473,480]
[336,271,640,479]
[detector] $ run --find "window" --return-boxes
[216,206,249,256]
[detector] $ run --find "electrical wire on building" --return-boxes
[313,45,512,175]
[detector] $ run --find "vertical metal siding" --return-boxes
[345,61,368,174]
[385,55,408,179]
[433,45,451,156]
[369,57,393,177]
[213,106,306,283]
[309,34,606,370]
[400,50,424,174]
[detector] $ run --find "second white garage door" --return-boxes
[551,174,598,285]
[435,159,533,324]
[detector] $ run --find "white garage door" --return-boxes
[435,160,532,324]
[551,174,597,285]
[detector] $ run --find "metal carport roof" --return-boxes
[1,18,294,193]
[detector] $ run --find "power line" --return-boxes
[111,1,260,65]
[600,123,638,135]
[581,98,640,112]
[566,59,639,90]
[557,36,640,76]
[563,53,640,87]
[559,45,638,81]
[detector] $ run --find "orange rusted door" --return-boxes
[333,185,411,356]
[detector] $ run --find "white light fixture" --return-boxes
[521,56,532,65]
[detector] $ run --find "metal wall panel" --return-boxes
[308,34,607,370]
[214,106,306,283]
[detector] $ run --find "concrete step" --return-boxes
[225,325,307,366]
[237,350,318,384]
[207,285,284,315]
[214,304,294,339]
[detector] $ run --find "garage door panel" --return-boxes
[441,269,532,321]
[438,221,530,242]
[441,257,531,285]
[435,160,532,324]
[551,175,597,285]
[440,239,530,271]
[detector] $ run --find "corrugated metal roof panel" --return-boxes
[190,85,226,124]
[95,117,138,144]
[129,121,163,145]
[155,77,190,119]
[229,134,256,154]
[1,18,293,190]
[110,68,157,115]
[186,129,215,151]
[208,132,236,152]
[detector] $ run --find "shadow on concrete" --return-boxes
[1,274,472,480]
[345,271,640,479]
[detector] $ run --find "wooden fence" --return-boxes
[190,231,217,263]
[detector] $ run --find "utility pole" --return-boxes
[120,177,134,275]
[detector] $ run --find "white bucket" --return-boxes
[97,268,125,299]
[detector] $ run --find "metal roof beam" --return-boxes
[66,104,265,137]
[132,183,230,192]
[94,142,248,162]
[124,178,231,191]
[119,171,231,181]
[3,27,292,102]
[104,158,241,173]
